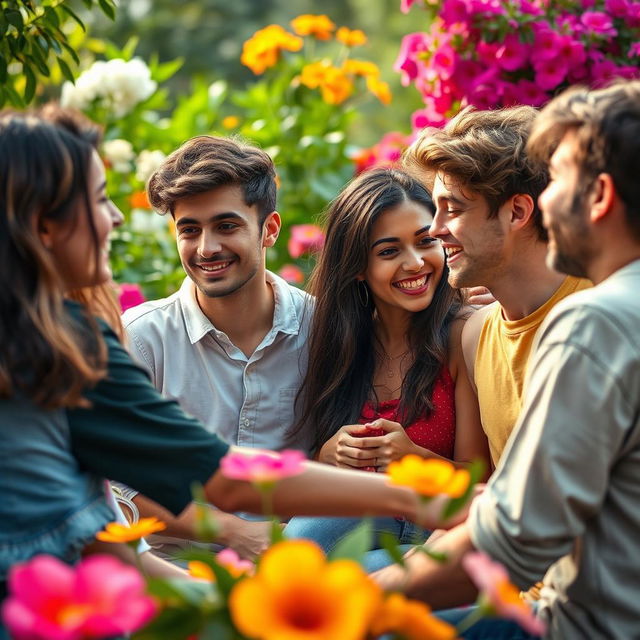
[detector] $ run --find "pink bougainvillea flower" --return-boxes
[495,33,529,71]
[581,11,617,36]
[216,549,255,578]
[629,42,640,57]
[118,283,145,312]
[394,33,429,86]
[278,263,305,284]
[220,449,306,485]
[503,79,549,107]
[400,0,422,13]
[532,25,562,61]
[412,108,446,131]
[2,554,156,640]
[287,224,325,258]
[462,552,546,636]
[534,57,568,90]
[431,43,457,80]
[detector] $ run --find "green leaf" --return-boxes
[97,0,116,20]
[5,10,24,31]
[59,5,85,30]
[57,56,75,83]
[441,459,486,521]
[60,40,79,65]
[0,55,7,83]
[270,517,284,544]
[43,6,59,29]
[329,518,372,563]
[23,63,35,103]
[152,57,184,83]
[379,532,407,568]
[199,618,236,640]
[121,35,140,60]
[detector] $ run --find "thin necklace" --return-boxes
[374,347,411,379]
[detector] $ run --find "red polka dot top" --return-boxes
[359,366,456,460]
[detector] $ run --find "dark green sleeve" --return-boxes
[68,320,229,515]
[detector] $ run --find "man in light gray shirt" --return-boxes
[374,82,640,639]
[120,136,313,559]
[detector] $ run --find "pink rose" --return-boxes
[287,224,325,259]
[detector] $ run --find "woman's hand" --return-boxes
[316,424,380,469]
[352,418,420,471]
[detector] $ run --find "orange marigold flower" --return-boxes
[229,540,382,640]
[367,75,392,105]
[96,517,166,543]
[129,190,152,209]
[319,67,353,105]
[221,115,240,129]
[241,25,303,75]
[291,14,336,40]
[336,26,367,47]
[370,593,459,640]
[388,455,471,498]
[342,59,380,78]
[299,61,332,89]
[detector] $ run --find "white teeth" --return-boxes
[395,275,427,289]
[446,247,462,257]
[199,261,231,272]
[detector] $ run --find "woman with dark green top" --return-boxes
[0,113,463,631]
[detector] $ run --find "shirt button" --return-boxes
[243,419,250,427]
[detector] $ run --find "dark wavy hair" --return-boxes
[0,112,106,408]
[296,168,463,453]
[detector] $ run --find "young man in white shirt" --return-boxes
[121,136,313,559]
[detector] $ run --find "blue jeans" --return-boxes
[284,516,428,556]
[437,605,541,639]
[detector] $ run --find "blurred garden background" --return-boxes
[2,0,639,301]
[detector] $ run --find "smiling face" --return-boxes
[430,172,507,290]
[538,132,594,278]
[174,183,276,300]
[45,151,123,291]
[360,199,444,318]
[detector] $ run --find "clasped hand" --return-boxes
[326,418,417,471]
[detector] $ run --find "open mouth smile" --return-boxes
[444,246,463,263]
[393,273,431,295]
[196,259,233,274]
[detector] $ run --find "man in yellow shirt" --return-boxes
[405,106,589,466]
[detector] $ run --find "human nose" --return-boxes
[403,246,424,272]
[198,231,222,258]
[109,201,124,228]
[429,209,448,239]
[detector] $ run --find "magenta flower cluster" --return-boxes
[396,0,640,129]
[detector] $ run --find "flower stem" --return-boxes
[456,603,487,635]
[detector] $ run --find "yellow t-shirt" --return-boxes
[475,276,591,464]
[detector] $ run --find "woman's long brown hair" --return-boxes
[295,168,463,453]
[0,113,107,408]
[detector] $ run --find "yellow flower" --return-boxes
[221,115,240,129]
[319,67,353,105]
[229,540,381,640]
[366,75,392,105]
[299,61,332,89]
[241,25,303,75]
[388,455,471,498]
[342,59,380,78]
[96,517,166,543]
[188,561,215,582]
[370,593,459,640]
[336,27,367,47]
[291,14,336,40]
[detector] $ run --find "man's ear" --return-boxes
[262,211,281,248]
[508,193,535,231]
[589,173,615,223]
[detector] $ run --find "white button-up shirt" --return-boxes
[123,271,314,454]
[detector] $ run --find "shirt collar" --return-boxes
[178,271,301,345]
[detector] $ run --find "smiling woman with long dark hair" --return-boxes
[286,168,489,554]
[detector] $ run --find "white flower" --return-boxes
[60,57,157,118]
[102,139,135,173]
[135,149,166,184]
